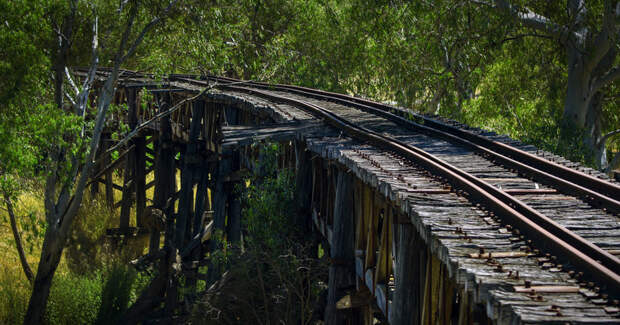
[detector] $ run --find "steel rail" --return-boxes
[213,78,620,209]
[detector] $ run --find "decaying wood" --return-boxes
[325,169,356,324]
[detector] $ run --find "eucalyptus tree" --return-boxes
[21,1,179,323]
[484,0,620,171]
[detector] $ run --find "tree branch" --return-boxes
[493,0,577,43]
[584,1,617,74]
[600,128,620,145]
[592,65,620,93]
[3,190,34,283]
[604,150,620,175]
[60,1,178,234]
[120,0,179,63]
[64,67,79,100]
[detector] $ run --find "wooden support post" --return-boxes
[192,168,210,237]
[227,190,241,243]
[119,151,134,230]
[134,137,146,227]
[176,100,204,249]
[212,150,232,232]
[325,169,357,325]
[119,89,138,230]
[131,93,147,227]
[102,133,115,208]
[391,223,420,325]
[151,96,176,253]
[226,148,241,243]
[294,140,313,234]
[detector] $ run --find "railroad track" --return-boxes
[76,67,620,299]
[167,75,619,300]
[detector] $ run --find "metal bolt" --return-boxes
[524,280,531,288]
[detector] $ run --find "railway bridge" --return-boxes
[75,68,620,324]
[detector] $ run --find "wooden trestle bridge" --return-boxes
[74,68,620,324]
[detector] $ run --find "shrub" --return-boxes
[44,272,102,325]
[95,264,137,325]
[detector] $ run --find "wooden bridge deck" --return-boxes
[78,69,620,324]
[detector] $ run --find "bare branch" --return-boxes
[64,67,79,98]
[64,90,76,107]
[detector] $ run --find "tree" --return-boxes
[23,1,179,323]
[491,0,620,171]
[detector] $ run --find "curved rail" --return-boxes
[201,76,620,217]
[176,76,620,298]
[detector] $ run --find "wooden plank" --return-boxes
[325,170,357,324]
[513,286,580,293]
[469,251,532,258]
[391,224,421,325]
[135,135,146,227]
[96,178,123,192]
[364,185,376,272]
[354,179,366,251]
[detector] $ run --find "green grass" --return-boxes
[0,180,152,324]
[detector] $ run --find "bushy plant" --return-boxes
[95,264,137,325]
[44,272,102,325]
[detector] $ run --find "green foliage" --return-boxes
[44,272,102,325]
[242,143,295,251]
[95,264,137,325]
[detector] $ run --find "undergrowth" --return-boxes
[191,143,327,325]
[0,182,151,324]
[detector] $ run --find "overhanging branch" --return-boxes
[493,0,578,43]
